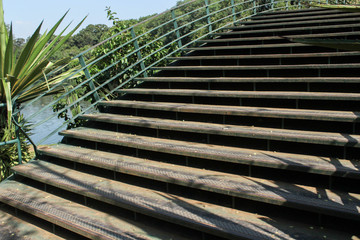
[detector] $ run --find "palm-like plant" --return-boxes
[0,0,85,129]
[0,0,86,181]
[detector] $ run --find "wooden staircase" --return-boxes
[1,7,360,239]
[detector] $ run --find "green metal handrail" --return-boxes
[9,0,349,163]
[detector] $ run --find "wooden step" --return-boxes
[213,22,360,37]
[153,63,360,71]
[59,127,360,178]
[117,88,360,101]
[13,159,360,221]
[168,51,360,61]
[10,161,356,239]
[0,180,185,240]
[82,113,360,147]
[228,16,360,31]
[183,42,305,51]
[99,100,360,122]
[0,209,64,240]
[237,12,360,26]
[135,77,360,83]
[199,31,360,44]
[38,144,360,191]
[251,9,341,20]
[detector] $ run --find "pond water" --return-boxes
[21,96,96,145]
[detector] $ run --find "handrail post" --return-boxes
[15,124,22,164]
[231,0,237,23]
[131,27,148,78]
[286,0,289,10]
[271,0,274,10]
[171,9,183,49]
[205,0,213,33]
[253,0,257,15]
[78,55,100,102]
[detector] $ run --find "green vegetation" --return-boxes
[0,0,85,181]
[52,0,289,127]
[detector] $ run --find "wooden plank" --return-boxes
[81,113,360,147]
[134,77,360,83]
[213,23,360,36]
[118,88,360,101]
[0,209,64,240]
[99,100,360,122]
[153,63,360,70]
[168,51,360,60]
[0,180,189,240]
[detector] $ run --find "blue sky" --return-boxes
[3,0,179,39]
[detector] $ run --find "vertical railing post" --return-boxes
[205,0,213,33]
[271,0,274,10]
[231,0,237,23]
[78,55,100,102]
[286,0,289,10]
[15,123,22,164]
[131,27,148,78]
[171,9,183,49]
[253,0,257,15]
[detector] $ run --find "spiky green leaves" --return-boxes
[0,0,86,105]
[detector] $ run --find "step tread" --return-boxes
[119,88,360,101]
[11,161,355,240]
[252,9,342,20]
[0,209,64,240]
[38,144,360,192]
[82,113,360,147]
[0,180,188,240]
[17,156,360,222]
[153,63,360,70]
[229,15,360,31]
[135,77,360,83]
[200,31,360,43]
[168,51,360,60]
[9,162,344,239]
[99,100,360,122]
[237,12,360,26]
[214,22,360,36]
[183,42,305,50]
[59,127,360,178]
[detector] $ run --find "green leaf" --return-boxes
[27,11,71,68]
[11,22,43,81]
[1,77,12,128]
[0,0,7,59]
[47,16,87,57]
[4,24,13,77]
